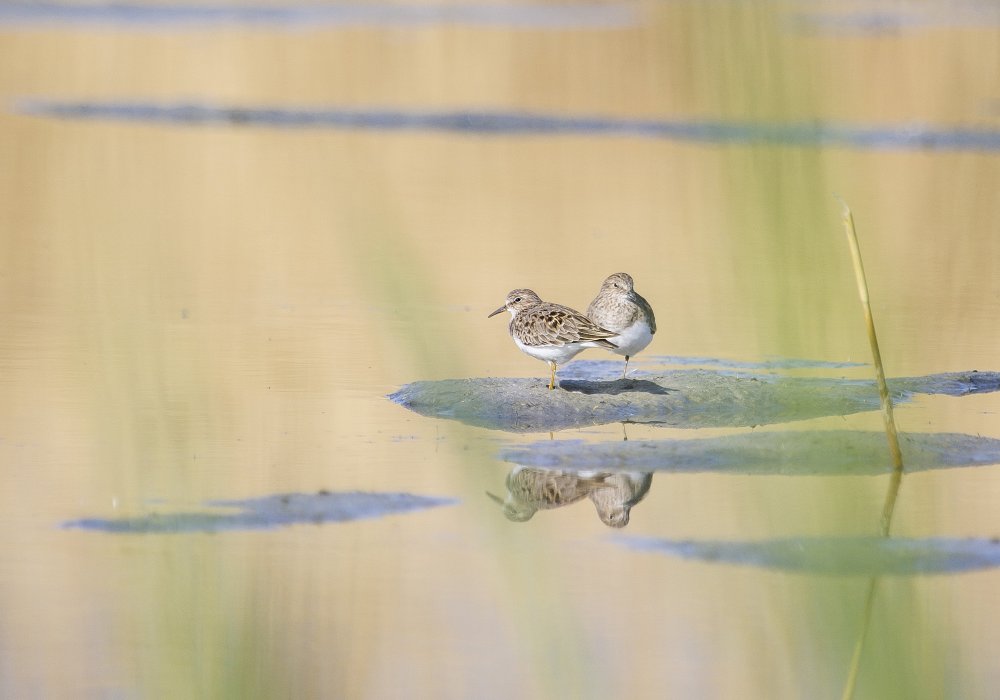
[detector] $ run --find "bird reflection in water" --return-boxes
[487,465,652,528]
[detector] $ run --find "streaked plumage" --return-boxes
[486,466,653,527]
[489,288,618,390]
[588,471,653,528]
[486,466,613,522]
[586,272,656,378]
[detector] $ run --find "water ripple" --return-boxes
[16,99,1000,151]
[63,491,458,533]
[619,536,1000,576]
[0,2,638,28]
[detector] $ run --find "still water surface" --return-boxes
[2,2,999,698]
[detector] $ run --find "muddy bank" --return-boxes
[390,367,1000,432]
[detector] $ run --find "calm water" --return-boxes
[2,2,1000,698]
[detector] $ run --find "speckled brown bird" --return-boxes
[588,471,653,528]
[489,288,618,390]
[486,466,615,522]
[586,273,656,378]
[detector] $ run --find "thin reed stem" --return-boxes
[840,201,905,495]
[837,200,906,700]
[840,577,879,700]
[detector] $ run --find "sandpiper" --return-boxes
[489,288,618,390]
[586,272,656,378]
[486,466,612,522]
[588,471,653,528]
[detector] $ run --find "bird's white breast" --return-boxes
[513,336,589,364]
[608,320,654,357]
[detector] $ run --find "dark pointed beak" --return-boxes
[487,305,506,318]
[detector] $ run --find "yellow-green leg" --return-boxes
[548,361,557,390]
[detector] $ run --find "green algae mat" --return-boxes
[390,365,1000,432]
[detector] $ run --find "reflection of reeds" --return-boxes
[838,200,905,700]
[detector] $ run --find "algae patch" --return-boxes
[389,366,999,432]
[502,430,1000,475]
[64,491,457,534]
[618,536,1000,576]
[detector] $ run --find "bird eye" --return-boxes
[514,296,521,302]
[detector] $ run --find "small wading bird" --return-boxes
[486,466,653,528]
[489,288,618,390]
[586,471,653,528]
[587,272,656,378]
[486,466,612,522]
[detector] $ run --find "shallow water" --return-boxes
[2,2,1000,699]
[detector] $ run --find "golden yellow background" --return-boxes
[2,3,999,698]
